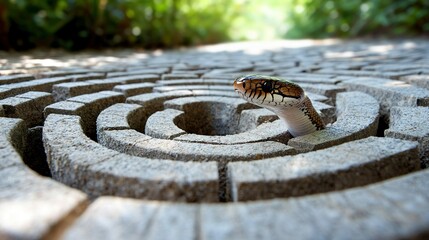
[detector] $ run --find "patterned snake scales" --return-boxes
[233,74,325,137]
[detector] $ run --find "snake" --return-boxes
[233,74,325,137]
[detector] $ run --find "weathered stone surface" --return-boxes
[161,73,199,80]
[400,74,429,90]
[288,92,379,152]
[299,83,346,100]
[145,108,186,139]
[0,166,88,240]
[154,85,232,93]
[99,128,294,162]
[0,117,27,169]
[45,91,125,137]
[0,73,34,85]
[340,77,429,114]
[316,68,420,79]
[228,137,419,201]
[156,79,232,86]
[44,114,219,202]
[97,103,147,133]
[113,82,154,97]
[0,91,53,126]
[0,76,75,99]
[62,197,197,240]
[0,117,87,240]
[2,39,429,239]
[63,169,429,240]
[278,73,340,84]
[385,107,429,168]
[52,75,158,101]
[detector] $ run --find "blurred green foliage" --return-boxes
[286,0,429,38]
[1,0,237,50]
[0,0,428,50]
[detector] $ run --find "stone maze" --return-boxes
[1,39,429,239]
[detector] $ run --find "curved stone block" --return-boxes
[340,77,429,114]
[45,91,125,137]
[288,92,379,152]
[0,117,27,169]
[0,91,53,127]
[63,169,429,240]
[385,106,429,168]
[43,114,219,202]
[99,128,294,162]
[228,136,420,201]
[0,118,87,240]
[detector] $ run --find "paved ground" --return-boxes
[1,39,429,239]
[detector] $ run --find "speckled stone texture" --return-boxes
[1,39,429,239]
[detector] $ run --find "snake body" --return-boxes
[233,74,325,137]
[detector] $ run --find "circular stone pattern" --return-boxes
[1,39,429,239]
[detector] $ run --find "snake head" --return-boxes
[233,74,305,109]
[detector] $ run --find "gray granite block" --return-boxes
[161,73,199,80]
[400,74,429,90]
[238,108,278,132]
[52,82,110,101]
[277,73,340,84]
[0,117,27,169]
[228,136,420,201]
[37,69,91,78]
[385,106,429,168]
[112,82,154,97]
[0,91,53,127]
[0,73,35,85]
[0,166,88,240]
[153,85,233,93]
[316,68,420,79]
[45,91,125,137]
[62,198,197,240]
[100,127,294,162]
[97,103,147,133]
[299,83,346,100]
[126,91,194,127]
[63,169,429,240]
[145,108,186,139]
[288,92,379,152]
[340,77,429,115]
[156,79,232,86]
[43,114,219,202]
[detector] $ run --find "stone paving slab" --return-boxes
[228,137,419,201]
[62,168,429,240]
[385,107,429,168]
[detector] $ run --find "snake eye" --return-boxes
[242,82,246,88]
[261,81,272,93]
